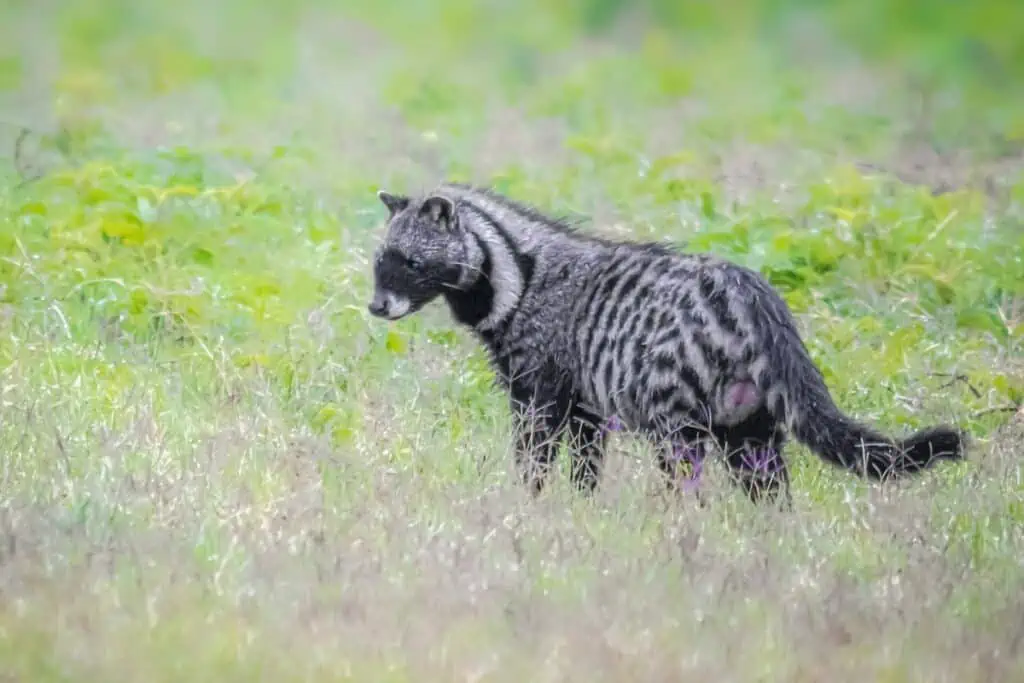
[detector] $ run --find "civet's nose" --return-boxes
[368,293,389,318]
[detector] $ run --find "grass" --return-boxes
[1,0,1023,680]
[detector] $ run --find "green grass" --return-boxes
[1,0,1023,680]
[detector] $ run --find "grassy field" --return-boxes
[1,0,1023,680]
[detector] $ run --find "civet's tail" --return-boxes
[764,322,965,479]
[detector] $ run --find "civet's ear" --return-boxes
[419,195,456,228]
[377,190,410,216]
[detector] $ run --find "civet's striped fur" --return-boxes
[367,183,965,504]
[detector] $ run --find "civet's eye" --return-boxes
[405,256,424,271]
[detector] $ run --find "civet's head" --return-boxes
[367,189,468,321]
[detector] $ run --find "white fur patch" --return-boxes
[473,219,524,329]
[384,291,411,319]
[446,199,524,330]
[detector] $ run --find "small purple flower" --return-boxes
[671,444,705,491]
[606,415,624,433]
[742,447,783,474]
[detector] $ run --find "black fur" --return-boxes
[367,183,967,506]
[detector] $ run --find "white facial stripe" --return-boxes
[471,219,523,330]
[385,292,411,319]
[447,201,524,330]
[456,230,485,290]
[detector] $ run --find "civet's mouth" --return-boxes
[367,290,412,320]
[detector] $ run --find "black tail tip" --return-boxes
[899,425,968,471]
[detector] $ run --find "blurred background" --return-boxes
[1,0,1021,362]
[2,0,1023,200]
